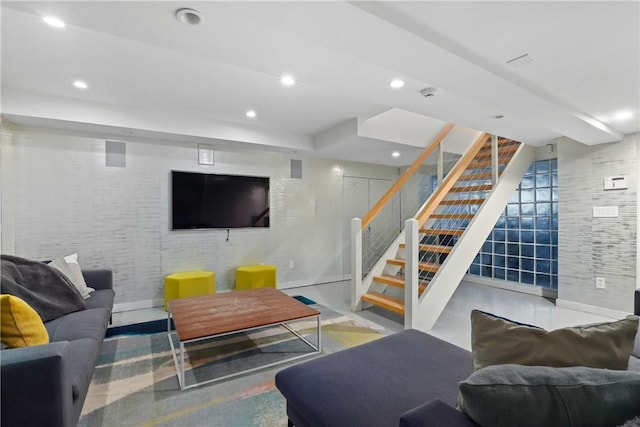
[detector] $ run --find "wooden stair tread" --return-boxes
[387,259,440,273]
[467,158,511,168]
[477,140,520,152]
[474,144,519,160]
[440,199,485,205]
[420,228,464,236]
[430,213,474,219]
[449,184,493,192]
[373,275,429,292]
[457,172,495,181]
[362,292,404,315]
[399,243,452,253]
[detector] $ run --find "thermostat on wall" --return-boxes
[603,176,627,190]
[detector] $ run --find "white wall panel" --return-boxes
[1,126,397,307]
[557,133,638,313]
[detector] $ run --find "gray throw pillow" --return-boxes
[459,364,640,427]
[471,310,638,370]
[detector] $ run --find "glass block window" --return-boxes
[469,159,558,289]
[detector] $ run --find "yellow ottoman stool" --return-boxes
[164,271,216,311]
[235,265,277,290]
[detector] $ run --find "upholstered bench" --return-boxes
[235,265,277,290]
[275,329,475,427]
[164,271,216,310]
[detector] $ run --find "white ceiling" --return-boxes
[1,1,638,166]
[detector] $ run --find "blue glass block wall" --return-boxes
[468,159,558,289]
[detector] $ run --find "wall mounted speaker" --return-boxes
[105,141,126,168]
[291,159,302,179]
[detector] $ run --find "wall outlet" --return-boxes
[595,277,606,289]
[289,260,295,269]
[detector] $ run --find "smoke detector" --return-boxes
[176,8,203,25]
[420,87,438,98]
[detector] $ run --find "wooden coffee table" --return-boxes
[167,288,321,390]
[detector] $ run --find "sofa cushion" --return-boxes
[45,308,111,342]
[275,329,472,427]
[84,289,115,311]
[471,310,638,370]
[0,295,49,348]
[67,338,102,402]
[458,364,640,427]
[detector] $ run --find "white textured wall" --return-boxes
[1,126,398,309]
[557,133,638,313]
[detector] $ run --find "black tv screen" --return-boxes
[171,171,270,229]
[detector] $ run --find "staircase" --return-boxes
[355,134,535,329]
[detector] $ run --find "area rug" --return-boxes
[79,304,382,427]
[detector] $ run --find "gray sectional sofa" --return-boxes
[1,269,114,427]
[276,311,640,427]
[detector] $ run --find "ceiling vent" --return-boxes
[176,8,203,25]
[506,53,534,68]
[420,87,438,98]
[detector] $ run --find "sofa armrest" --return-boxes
[82,268,113,291]
[1,342,75,427]
[399,399,479,427]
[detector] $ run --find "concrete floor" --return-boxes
[111,280,615,351]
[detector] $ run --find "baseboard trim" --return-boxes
[556,299,630,319]
[463,275,558,299]
[113,299,164,313]
[278,274,347,290]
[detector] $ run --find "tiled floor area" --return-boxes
[111,280,616,351]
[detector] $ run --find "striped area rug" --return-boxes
[80,304,382,427]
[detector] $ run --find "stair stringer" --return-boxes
[411,144,536,331]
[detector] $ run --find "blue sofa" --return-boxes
[275,329,478,427]
[1,269,114,427]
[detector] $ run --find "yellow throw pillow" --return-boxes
[1,294,49,348]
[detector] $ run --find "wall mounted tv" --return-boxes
[171,171,270,230]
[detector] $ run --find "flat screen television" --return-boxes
[171,171,270,229]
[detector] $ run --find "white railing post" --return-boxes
[404,218,419,329]
[351,218,363,311]
[491,134,499,186]
[437,141,444,185]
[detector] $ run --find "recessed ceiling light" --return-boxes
[175,8,203,25]
[281,75,295,86]
[246,110,256,119]
[392,151,400,158]
[491,115,504,120]
[43,16,65,28]
[390,79,405,89]
[613,110,633,121]
[73,80,88,89]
